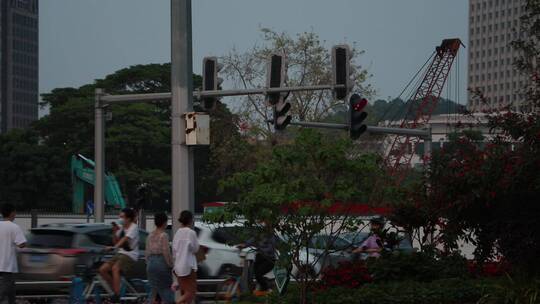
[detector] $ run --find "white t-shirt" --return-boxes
[116,223,139,261]
[0,220,27,273]
[172,227,199,277]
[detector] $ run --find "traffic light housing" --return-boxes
[202,57,223,110]
[266,53,291,130]
[266,53,286,106]
[349,93,368,140]
[332,45,354,100]
[274,99,292,130]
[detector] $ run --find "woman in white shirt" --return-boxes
[172,210,199,304]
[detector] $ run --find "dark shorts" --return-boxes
[0,272,15,304]
[176,270,197,295]
[107,253,136,275]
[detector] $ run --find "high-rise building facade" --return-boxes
[468,0,527,112]
[0,0,38,133]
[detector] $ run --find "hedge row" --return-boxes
[268,278,540,304]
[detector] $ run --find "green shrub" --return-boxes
[366,252,470,282]
[489,277,540,304]
[268,278,504,304]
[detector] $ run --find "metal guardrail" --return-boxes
[16,281,72,286]
[16,278,225,285]
[16,278,227,299]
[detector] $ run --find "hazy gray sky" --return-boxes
[39,0,468,112]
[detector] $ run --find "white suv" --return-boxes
[195,223,250,278]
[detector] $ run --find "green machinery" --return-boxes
[71,154,126,213]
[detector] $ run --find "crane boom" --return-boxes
[385,39,462,184]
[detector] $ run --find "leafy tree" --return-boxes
[210,129,381,303]
[221,29,374,138]
[3,63,251,211]
[0,129,69,210]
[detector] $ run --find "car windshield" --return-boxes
[341,232,369,245]
[86,228,113,246]
[310,235,351,251]
[211,226,263,245]
[27,230,75,249]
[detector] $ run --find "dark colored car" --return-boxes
[17,223,148,290]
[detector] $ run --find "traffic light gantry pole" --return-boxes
[289,121,431,138]
[98,85,345,104]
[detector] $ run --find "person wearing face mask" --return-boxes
[99,208,139,303]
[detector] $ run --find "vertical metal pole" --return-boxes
[94,88,105,223]
[171,0,193,232]
[31,210,37,228]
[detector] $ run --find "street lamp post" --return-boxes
[171,0,194,232]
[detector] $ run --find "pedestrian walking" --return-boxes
[236,223,276,295]
[0,203,27,304]
[145,212,174,304]
[172,211,199,304]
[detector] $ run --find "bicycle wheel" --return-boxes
[215,277,240,302]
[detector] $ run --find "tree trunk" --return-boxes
[300,278,308,304]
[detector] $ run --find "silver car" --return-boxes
[17,223,148,290]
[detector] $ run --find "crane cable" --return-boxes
[376,51,436,124]
[395,52,436,125]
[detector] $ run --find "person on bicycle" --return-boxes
[99,208,139,302]
[237,224,276,295]
[352,217,384,258]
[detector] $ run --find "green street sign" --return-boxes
[273,266,290,295]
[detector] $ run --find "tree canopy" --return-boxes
[0,63,253,211]
[222,28,374,138]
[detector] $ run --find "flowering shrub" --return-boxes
[318,261,372,290]
[467,259,511,277]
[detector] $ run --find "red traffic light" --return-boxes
[352,98,368,111]
[349,94,368,140]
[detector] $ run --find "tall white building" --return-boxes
[468,0,527,112]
